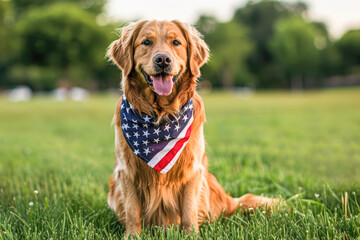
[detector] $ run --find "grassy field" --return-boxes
[0,88,359,239]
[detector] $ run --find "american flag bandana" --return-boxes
[120,95,194,174]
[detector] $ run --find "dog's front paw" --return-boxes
[125,230,140,239]
[125,225,142,239]
[182,222,199,234]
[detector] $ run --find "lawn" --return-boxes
[0,88,359,239]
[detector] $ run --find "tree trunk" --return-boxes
[290,75,303,90]
[222,68,233,89]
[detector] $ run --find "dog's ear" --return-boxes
[188,27,209,78]
[107,21,147,77]
[173,21,209,78]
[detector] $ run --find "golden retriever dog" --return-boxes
[107,20,277,237]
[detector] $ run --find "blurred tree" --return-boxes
[0,1,8,64]
[336,29,360,74]
[196,15,218,36]
[0,0,17,88]
[269,17,324,89]
[233,0,309,88]
[12,2,112,90]
[196,17,254,88]
[0,0,14,65]
[313,22,342,82]
[11,0,105,17]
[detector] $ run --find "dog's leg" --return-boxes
[122,176,142,238]
[236,194,279,213]
[108,175,126,221]
[207,173,240,218]
[207,173,280,217]
[181,172,202,233]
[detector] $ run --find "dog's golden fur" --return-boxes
[107,20,277,237]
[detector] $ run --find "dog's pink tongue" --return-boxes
[150,75,173,96]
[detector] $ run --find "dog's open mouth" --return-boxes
[141,70,181,96]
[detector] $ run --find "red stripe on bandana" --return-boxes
[153,124,192,172]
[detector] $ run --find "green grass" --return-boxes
[0,88,359,239]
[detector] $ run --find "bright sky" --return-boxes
[105,0,360,38]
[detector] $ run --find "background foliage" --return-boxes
[0,0,359,90]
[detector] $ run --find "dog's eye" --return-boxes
[173,40,181,46]
[142,40,151,46]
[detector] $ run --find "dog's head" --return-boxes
[107,20,208,99]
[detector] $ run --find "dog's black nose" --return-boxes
[154,53,172,69]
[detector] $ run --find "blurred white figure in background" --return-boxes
[234,87,254,100]
[8,86,32,102]
[53,87,68,101]
[69,87,89,102]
